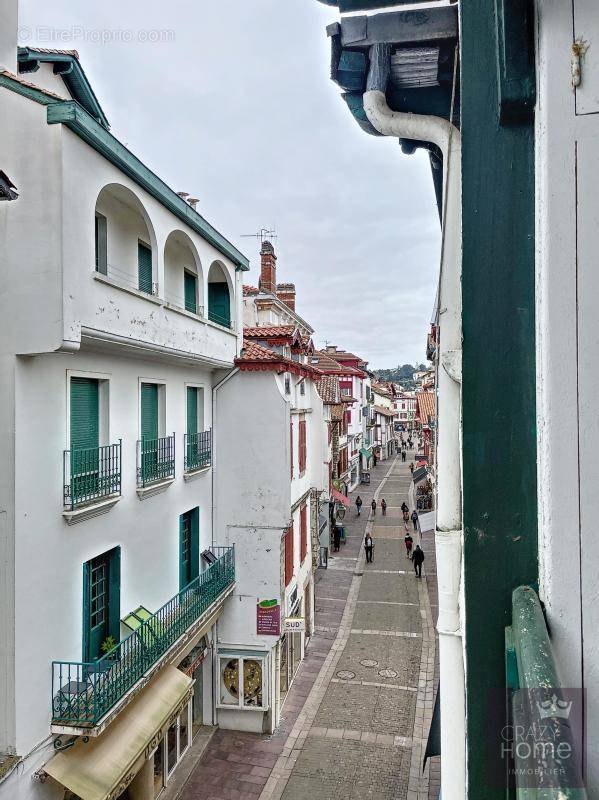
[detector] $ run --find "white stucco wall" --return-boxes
[536,0,599,790]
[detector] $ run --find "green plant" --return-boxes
[100,635,117,654]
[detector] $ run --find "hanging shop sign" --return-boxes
[256,599,281,636]
[283,617,305,633]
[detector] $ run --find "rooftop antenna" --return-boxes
[240,227,277,244]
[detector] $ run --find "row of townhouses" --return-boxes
[0,7,399,794]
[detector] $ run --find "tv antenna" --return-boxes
[240,227,277,244]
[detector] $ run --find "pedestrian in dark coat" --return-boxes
[371,499,377,515]
[364,533,374,563]
[412,545,425,577]
[404,533,413,559]
[381,499,387,516]
[356,496,363,516]
[401,502,408,513]
[333,525,341,552]
[401,450,406,462]
[411,510,419,531]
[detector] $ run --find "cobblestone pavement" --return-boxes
[178,453,438,800]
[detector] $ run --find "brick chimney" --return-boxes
[277,283,296,312]
[259,240,277,294]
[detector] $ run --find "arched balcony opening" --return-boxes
[207,261,233,329]
[164,231,204,315]
[94,184,156,295]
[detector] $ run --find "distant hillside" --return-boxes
[373,363,426,390]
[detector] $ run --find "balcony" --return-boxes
[51,547,235,730]
[136,435,175,488]
[63,442,122,510]
[184,429,212,473]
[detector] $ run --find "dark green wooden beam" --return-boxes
[460,0,537,796]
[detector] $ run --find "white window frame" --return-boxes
[217,654,269,711]
[65,369,111,450]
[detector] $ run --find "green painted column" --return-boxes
[460,0,537,795]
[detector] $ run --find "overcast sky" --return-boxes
[20,0,440,369]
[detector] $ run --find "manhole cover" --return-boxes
[336,670,356,680]
[378,668,398,679]
[360,659,379,668]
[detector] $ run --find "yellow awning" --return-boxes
[45,665,193,800]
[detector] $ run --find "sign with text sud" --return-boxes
[256,599,281,636]
[283,617,305,634]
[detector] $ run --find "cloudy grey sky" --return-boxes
[20,0,440,369]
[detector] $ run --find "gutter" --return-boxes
[363,42,465,800]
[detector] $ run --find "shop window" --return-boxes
[151,701,191,795]
[219,656,265,709]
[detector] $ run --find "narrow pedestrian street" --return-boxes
[177,454,438,800]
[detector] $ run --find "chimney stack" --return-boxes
[276,283,296,312]
[259,240,277,294]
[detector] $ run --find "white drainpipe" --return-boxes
[363,43,466,800]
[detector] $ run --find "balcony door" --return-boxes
[208,282,230,328]
[179,508,199,591]
[70,377,100,502]
[83,548,120,662]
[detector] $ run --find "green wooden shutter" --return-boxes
[138,242,153,294]
[187,387,198,436]
[140,383,158,440]
[184,271,197,314]
[95,214,107,274]
[107,547,121,645]
[179,508,200,591]
[208,282,231,328]
[70,377,99,451]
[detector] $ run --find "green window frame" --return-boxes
[208,281,231,328]
[184,271,197,314]
[138,241,153,294]
[187,387,198,437]
[179,508,199,590]
[83,547,120,662]
[70,377,99,452]
[95,213,107,274]
[141,383,159,440]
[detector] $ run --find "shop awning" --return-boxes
[359,447,371,459]
[44,666,192,800]
[331,488,350,507]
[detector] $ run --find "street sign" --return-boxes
[283,617,305,633]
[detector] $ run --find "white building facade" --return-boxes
[0,27,248,800]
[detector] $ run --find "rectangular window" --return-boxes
[219,656,265,709]
[70,377,99,452]
[285,524,294,587]
[138,241,153,294]
[141,383,159,440]
[300,505,308,563]
[208,282,231,328]
[298,417,307,475]
[184,271,197,314]
[179,508,200,590]
[300,380,305,396]
[346,410,352,424]
[83,547,120,662]
[187,387,198,436]
[95,213,107,274]
[284,374,291,395]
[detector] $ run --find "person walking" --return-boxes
[412,544,425,577]
[411,509,419,531]
[364,533,374,563]
[371,499,377,516]
[381,498,387,516]
[410,462,414,475]
[404,532,413,559]
[356,495,363,516]
[401,450,406,463]
[401,502,408,514]
[333,525,341,552]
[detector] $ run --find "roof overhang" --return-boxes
[18,47,110,128]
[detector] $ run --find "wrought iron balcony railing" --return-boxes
[63,442,122,510]
[184,429,212,472]
[207,309,232,329]
[136,434,175,487]
[52,546,235,727]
